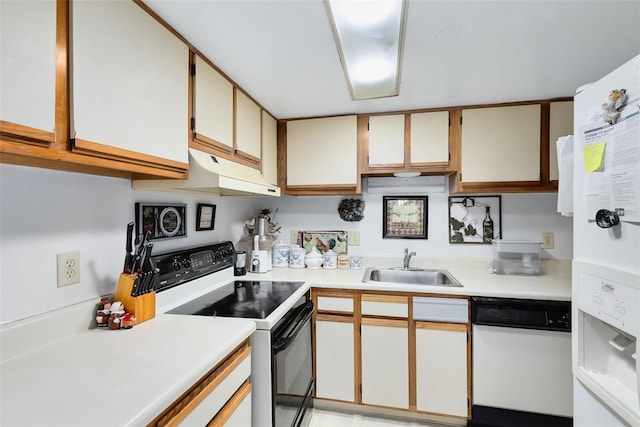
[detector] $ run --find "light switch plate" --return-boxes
[348,231,360,246]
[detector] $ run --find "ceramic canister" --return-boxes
[289,247,305,268]
[337,254,350,270]
[350,255,362,270]
[272,241,290,267]
[322,249,337,269]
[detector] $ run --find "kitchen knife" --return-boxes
[123,222,135,273]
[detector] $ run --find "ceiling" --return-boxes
[142,0,640,120]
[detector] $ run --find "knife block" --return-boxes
[113,273,156,325]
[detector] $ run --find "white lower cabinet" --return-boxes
[361,319,409,409]
[315,317,355,402]
[151,341,252,427]
[415,323,468,417]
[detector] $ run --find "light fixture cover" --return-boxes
[326,0,407,100]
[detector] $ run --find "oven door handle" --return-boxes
[273,301,313,354]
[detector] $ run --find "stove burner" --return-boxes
[167,280,306,319]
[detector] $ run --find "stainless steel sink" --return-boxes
[362,267,463,287]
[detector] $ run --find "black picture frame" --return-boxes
[135,203,187,240]
[383,196,428,239]
[195,203,216,231]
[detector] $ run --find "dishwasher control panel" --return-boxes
[471,297,571,332]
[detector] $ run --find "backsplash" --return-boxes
[0,163,572,324]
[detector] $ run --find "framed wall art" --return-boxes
[135,202,187,240]
[448,195,502,244]
[195,203,216,231]
[383,196,428,239]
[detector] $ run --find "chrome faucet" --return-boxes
[403,248,416,270]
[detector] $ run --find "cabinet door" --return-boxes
[286,115,358,189]
[368,114,405,167]
[361,319,409,409]
[72,0,188,164]
[235,90,261,164]
[461,105,541,182]
[410,111,449,164]
[549,101,574,182]
[193,55,234,153]
[261,111,278,186]
[0,0,56,143]
[415,323,468,417]
[315,317,355,402]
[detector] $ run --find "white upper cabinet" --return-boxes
[549,101,574,181]
[234,90,262,163]
[364,111,452,174]
[1,0,56,134]
[286,115,358,189]
[368,114,405,166]
[410,111,450,164]
[193,55,234,151]
[261,111,278,185]
[72,0,188,163]
[461,104,541,182]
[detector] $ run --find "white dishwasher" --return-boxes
[470,297,572,427]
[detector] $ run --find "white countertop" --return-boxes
[0,255,570,426]
[244,256,572,301]
[1,313,255,427]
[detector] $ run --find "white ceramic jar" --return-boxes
[322,249,337,269]
[305,247,323,269]
[272,240,289,268]
[289,247,305,269]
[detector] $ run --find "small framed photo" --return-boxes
[195,204,216,231]
[383,196,428,239]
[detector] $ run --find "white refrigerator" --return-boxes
[572,54,640,426]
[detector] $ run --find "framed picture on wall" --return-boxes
[382,196,428,239]
[135,203,187,240]
[448,195,502,244]
[195,203,216,231]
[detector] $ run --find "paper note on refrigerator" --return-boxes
[582,142,607,172]
[579,108,640,222]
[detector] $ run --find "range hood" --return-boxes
[133,148,281,196]
[366,175,446,194]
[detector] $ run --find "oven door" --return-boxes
[272,298,315,427]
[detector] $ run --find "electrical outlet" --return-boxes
[57,251,80,287]
[541,232,554,249]
[348,231,360,246]
[290,230,299,245]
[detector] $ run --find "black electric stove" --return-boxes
[167,280,306,319]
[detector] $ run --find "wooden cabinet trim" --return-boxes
[151,340,251,427]
[415,321,468,332]
[207,380,252,427]
[192,133,233,155]
[73,138,188,176]
[361,317,408,328]
[0,121,54,148]
[314,289,355,299]
[316,313,354,323]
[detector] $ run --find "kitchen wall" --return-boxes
[0,164,261,324]
[0,163,573,324]
[260,191,573,261]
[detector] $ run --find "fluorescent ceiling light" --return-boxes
[326,0,407,100]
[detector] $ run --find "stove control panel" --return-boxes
[151,241,235,292]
